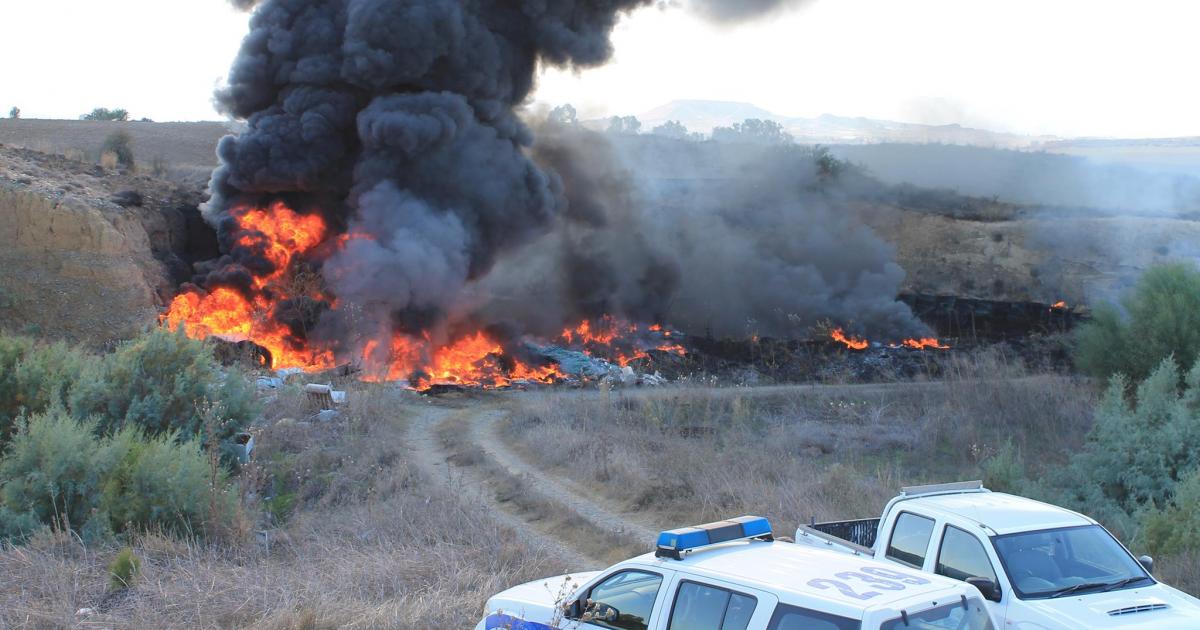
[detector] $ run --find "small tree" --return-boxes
[82,107,129,122]
[7,107,18,119]
[652,120,690,140]
[1075,263,1200,382]
[100,131,135,170]
[548,104,578,126]
[606,115,642,135]
[712,118,793,145]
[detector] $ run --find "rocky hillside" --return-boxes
[0,146,215,345]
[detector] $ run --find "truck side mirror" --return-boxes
[1138,555,1154,574]
[966,577,1002,603]
[562,599,581,619]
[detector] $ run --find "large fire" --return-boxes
[164,202,686,389]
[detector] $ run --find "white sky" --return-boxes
[1,0,1197,138]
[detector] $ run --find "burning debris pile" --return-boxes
[164,0,954,389]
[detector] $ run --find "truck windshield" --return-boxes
[991,525,1152,599]
[881,598,994,630]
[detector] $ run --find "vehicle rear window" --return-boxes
[886,512,935,569]
[668,581,757,630]
[766,603,860,630]
[936,525,998,584]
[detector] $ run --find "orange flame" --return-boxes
[831,328,870,350]
[901,337,950,350]
[1051,300,1068,310]
[163,202,335,370]
[164,201,686,388]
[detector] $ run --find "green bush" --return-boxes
[99,426,228,537]
[1142,469,1200,556]
[108,548,141,590]
[0,340,87,445]
[980,440,1026,494]
[1047,358,1200,539]
[100,131,135,170]
[0,505,42,542]
[1075,263,1200,382]
[0,410,105,532]
[82,107,129,122]
[0,410,233,540]
[69,327,258,444]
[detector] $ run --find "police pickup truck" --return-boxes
[794,481,1200,628]
[477,515,996,629]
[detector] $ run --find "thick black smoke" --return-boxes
[204,0,653,353]
[204,0,923,365]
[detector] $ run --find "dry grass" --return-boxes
[504,351,1095,529]
[0,386,567,628]
[435,414,644,565]
[1158,552,1200,595]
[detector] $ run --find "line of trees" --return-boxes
[81,107,130,121]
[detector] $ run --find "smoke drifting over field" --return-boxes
[189,0,923,377]
[688,0,812,23]
[480,123,920,339]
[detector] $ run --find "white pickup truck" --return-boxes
[794,481,1200,629]
[478,515,996,629]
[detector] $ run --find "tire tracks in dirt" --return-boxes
[403,400,594,568]
[465,408,661,543]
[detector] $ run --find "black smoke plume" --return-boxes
[198,0,925,371]
[476,122,923,340]
[202,0,654,354]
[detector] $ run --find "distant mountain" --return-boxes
[631,99,1057,148]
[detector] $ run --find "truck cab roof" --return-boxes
[897,490,1094,535]
[625,539,968,619]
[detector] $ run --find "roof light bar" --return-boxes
[655,516,773,560]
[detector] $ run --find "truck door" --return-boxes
[565,568,675,630]
[932,525,1007,625]
[657,573,779,630]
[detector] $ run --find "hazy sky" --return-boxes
[2,0,1197,138]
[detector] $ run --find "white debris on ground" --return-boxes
[529,344,668,387]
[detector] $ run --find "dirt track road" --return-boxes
[464,407,660,542]
[403,400,597,567]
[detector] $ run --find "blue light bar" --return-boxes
[656,516,773,559]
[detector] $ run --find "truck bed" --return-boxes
[794,518,879,557]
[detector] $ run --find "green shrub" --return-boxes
[0,410,105,532]
[980,440,1025,494]
[1142,469,1200,556]
[69,327,258,444]
[0,409,234,540]
[82,107,129,122]
[100,131,135,170]
[1048,358,1200,538]
[98,426,228,536]
[1075,263,1200,382]
[0,505,42,542]
[108,548,141,590]
[0,340,87,445]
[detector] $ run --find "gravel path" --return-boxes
[466,408,661,543]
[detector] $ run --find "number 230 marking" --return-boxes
[808,567,932,601]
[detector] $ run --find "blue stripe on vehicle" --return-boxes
[484,613,559,630]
